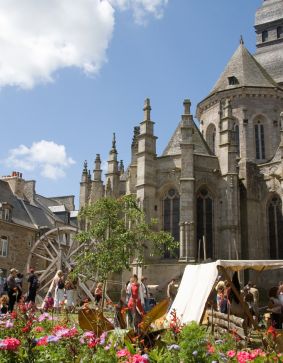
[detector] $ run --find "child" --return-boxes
[0,295,9,314]
[43,292,54,312]
[94,283,103,306]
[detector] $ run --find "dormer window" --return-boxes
[0,203,13,222]
[277,26,283,39]
[262,30,268,42]
[228,76,239,85]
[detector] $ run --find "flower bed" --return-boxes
[0,304,282,362]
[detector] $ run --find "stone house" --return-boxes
[0,171,77,278]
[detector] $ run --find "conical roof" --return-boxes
[210,41,278,95]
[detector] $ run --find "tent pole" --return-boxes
[220,267,257,330]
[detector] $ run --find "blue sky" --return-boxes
[0,0,262,208]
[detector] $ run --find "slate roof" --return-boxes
[210,42,278,95]
[162,120,212,156]
[0,180,53,229]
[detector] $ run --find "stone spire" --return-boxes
[143,98,151,121]
[136,98,157,221]
[79,160,90,209]
[131,126,140,164]
[119,160,124,175]
[106,133,119,197]
[81,160,88,183]
[111,133,117,154]
[181,99,194,144]
[93,154,102,181]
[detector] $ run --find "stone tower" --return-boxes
[254,0,283,85]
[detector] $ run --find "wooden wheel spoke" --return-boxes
[38,276,54,293]
[31,252,53,262]
[48,238,60,256]
[42,242,56,259]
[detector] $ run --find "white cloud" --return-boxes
[110,0,169,24]
[5,140,75,180]
[0,0,114,89]
[0,0,169,89]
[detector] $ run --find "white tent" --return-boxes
[167,259,283,325]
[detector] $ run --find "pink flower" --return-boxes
[132,354,149,363]
[34,326,44,333]
[117,349,131,358]
[227,350,236,358]
[37,336,48,346]
[5,320,13,328]
[0,338,21,350]
[83,331,95,339]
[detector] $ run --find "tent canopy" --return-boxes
[167,259,283,325]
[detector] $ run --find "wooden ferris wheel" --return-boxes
[26,226,96,301]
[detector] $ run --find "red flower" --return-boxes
[207,344,215,353]
[10,311,17,319]
[267,325,278,339]
[37,336,48,346]
[0,338,21,351]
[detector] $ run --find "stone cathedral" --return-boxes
[80,0,283,285]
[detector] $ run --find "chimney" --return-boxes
[1,172,25,199]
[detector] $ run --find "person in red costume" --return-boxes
[127,275,144,316]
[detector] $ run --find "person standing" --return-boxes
[15,272,24,302]
[0,269,6,296]
[140,276,149,312]
[167,278,177,308]
[7,268,18,312]
[52,270,65,313]
[26,269,39,305]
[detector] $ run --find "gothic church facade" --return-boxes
[80,0,283,284]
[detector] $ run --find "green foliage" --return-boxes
[92,347,118,363]
[75,195,177,281]
[178,322,208,363]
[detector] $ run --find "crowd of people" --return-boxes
[0,268,39,313]
[214,275,283,329]
[0,266,177,326]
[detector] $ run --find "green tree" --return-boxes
[75,195,177,284]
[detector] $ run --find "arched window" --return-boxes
[277,26,283,39]
[262,30,268,42]
[206,124,216,154]
[233,123,240,155]
[268,196,283,259]
[254,121,265,160]
[196,188,213,260]
[163,188,180,258]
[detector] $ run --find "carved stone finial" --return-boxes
[240,35,244,45]
[119,160,124,174]
[183,99,191,115]
[143,98,151,121]
[83,160,88,171]
[112,133,116,150]
[132,126,140,146]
